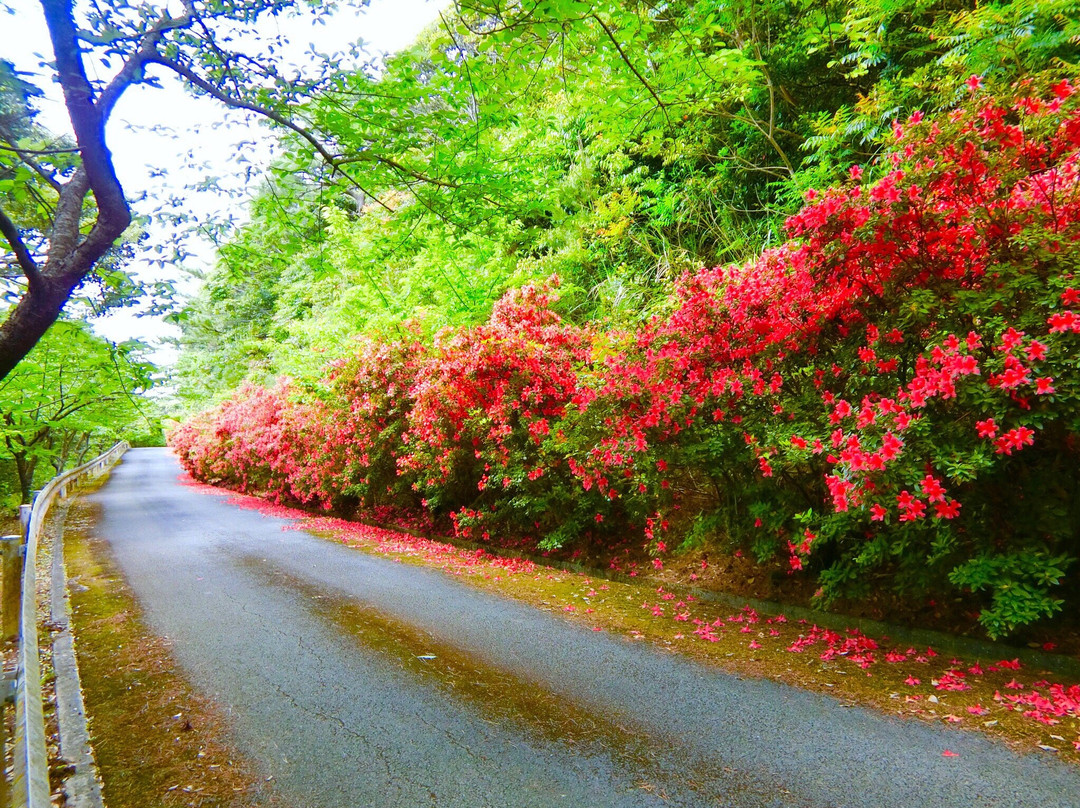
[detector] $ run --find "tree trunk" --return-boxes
[14,452,37,504]
[74,431,92,465]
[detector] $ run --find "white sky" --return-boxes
[5,0,450,365]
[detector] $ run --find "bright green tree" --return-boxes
[2,0,459,379]
[0,320,156,503]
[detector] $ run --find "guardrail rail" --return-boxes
[2,441,129,807]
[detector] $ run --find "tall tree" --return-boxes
[0,0,449,380]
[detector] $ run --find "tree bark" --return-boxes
[0,0,133,378]
[0,0,136,378]
[2,0,410,378]
[13,451,36,505]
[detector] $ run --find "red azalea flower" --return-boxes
[920,475,946,503]
[934,499,962,520]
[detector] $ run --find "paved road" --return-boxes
[86,448,1079,807]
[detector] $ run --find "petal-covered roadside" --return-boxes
[184,475,1080,765]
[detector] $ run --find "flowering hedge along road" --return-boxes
[172,82,1080,638]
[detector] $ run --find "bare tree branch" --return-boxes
[0,0,136,378]
[0,203,42,290]
[0,140,64,193]
[150,49,466,208]
[1,0,460,379]
[590,12,670,125]
[146,52,401,210]
[0,142,79,158]
[42,0,130,235]
[93,9,196,124]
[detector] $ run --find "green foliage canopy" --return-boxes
[177,0,1080,405]
[0,320,157,504]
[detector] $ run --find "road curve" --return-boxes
[84,448,1079,808]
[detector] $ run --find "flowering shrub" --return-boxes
[560,80,1080,636]
[399,279,608,548]
[171,382,294,496]
[771,81,1080,636]
[169,381,351,509]
[324,332,427,514]
[172,83,1080,637]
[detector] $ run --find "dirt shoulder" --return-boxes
[63,498,284,808]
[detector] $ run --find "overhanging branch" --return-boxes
[149,52,397,210]
[41,0,130,229]
[0,204,42,291]
[0,141,64,194]
[591,13,670,125]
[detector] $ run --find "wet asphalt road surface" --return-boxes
[84,448,1080,807]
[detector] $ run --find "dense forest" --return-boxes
[166,0,1080,638]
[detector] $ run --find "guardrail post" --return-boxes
[0,671,8,807]
[0,533,18,807]
[1,535,21,643]
[7,442,128,808]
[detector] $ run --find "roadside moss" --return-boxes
[64,500,282,808]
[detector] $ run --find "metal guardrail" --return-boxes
[2,441,129,808]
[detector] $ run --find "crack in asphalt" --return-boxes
[218,572,455,803]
